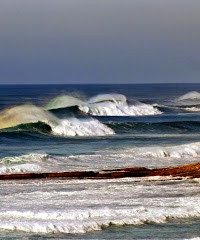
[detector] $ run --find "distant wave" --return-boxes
[160,91,200,113]
[177,91,200,101]
[46,93,162,116]
[175,91,200,111]
[45,95,84,110]
[0,105,114,137]
[87,93,127,104]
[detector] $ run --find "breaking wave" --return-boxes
[178,91,200,101]
[46,93,162,116]
[45,95,85,110]
[0,105,114,137]
[164,91,200,113]
[52,118,114,136]
[176,92,200,112]
[0,105,59,130]
[79,101,161,116]
[88,93,127,104]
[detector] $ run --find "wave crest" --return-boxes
[45,95,84,110]
[0,105,59,130]
[178,91,200,101]
[80,101,161,116]
[46,93,162,116]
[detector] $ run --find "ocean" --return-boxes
[0,83,200,239]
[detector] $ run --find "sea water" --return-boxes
[0,83,200,239]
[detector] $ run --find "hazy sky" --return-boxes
[0,0,200,84]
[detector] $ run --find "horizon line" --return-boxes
[0,82,199,85]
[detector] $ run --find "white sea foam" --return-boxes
[0,164,41,174]
[184,106,200,112]
[133,142,200,159]
[79,101,161,116]
[52,117,115,136]
[0,178,199,234]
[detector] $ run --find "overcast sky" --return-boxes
[0,0,200,84]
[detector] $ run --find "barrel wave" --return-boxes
[0,105,114,137]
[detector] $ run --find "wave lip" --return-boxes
[0,105,59,130]
[88,93,127,104]
[45,95,84,110]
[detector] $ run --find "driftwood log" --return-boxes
[0,162,199,181]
